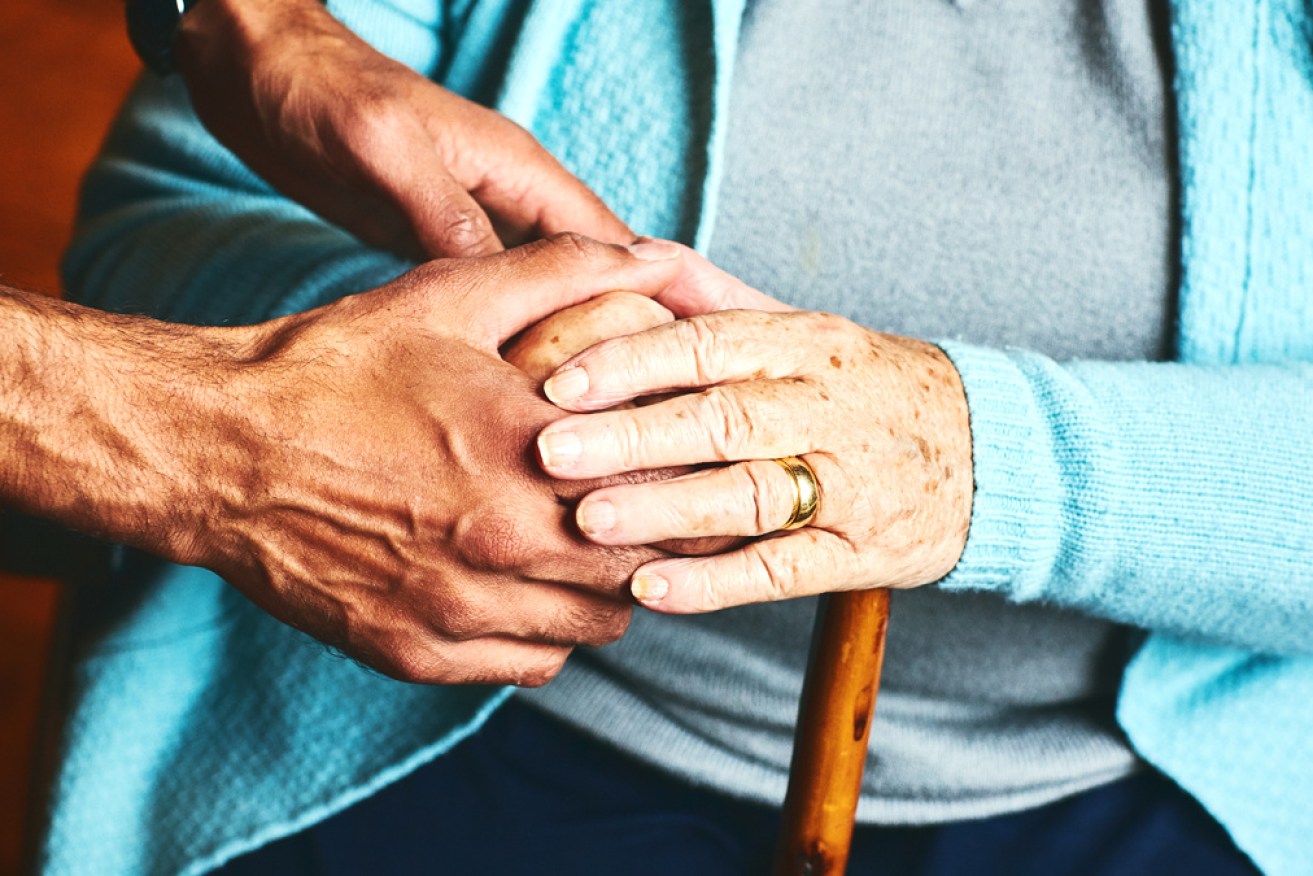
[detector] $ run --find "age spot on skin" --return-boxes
[830,356,843,369]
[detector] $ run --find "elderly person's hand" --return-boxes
[534,280,974,614]
[505,286,750,559]
[175,0,629,259]
[505,291,674,383]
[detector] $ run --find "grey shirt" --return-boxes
[522,0,1175,822]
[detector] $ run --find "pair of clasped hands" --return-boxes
[181,0,973,687]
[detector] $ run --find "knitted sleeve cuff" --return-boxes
[932,341,1064,601]
[929,341,1313,653]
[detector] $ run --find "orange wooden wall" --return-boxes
[0,2,140,872]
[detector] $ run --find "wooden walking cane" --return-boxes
[504,292,891,872]
[774,588,891,875]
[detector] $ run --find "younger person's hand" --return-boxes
[176,0,631,259]
[169,236,687,685]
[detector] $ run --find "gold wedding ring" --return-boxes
[773,456,820,531]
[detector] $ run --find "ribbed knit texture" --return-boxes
[940,3,1313,871]
[940,347,1313,651]
[41,1,1313,874]
[525,0,1180,823]
[1119,4,1313,872]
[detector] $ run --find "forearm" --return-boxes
[0,285,259,560]
[940,342,1313,654]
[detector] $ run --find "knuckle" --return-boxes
[515,650,570,688]
[577,545,656,595]
[434,202,494,252]
[544,230,600,264]
[573,603,633,647]
[380,639,448,685]
[676,316,725,384]
[616,415,652,469]
[502,118,547,155]
[342,91,410,148]
[739,462,784,533]
[701,387,751,461]
[748,546,792,603]
[456,511,532,572]
[431,597,488,642]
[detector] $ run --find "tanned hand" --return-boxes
[174,0,631,259]
[0,236,686,686]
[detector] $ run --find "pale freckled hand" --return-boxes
[532,307,975,614]
[503,288,743,558]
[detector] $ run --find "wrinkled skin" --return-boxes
[505,290,745,559]
[536,283,974,615]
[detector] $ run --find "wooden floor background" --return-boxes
[0,2,140,872]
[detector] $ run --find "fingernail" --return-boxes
[631,572,670,606]
[576,499,616,537]
[537,430,582,470]
[544,366,589,405]
[626,239,681,261]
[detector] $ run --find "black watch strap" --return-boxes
[127,0,205,76]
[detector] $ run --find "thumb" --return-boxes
[479,159,636,248]
[387,162,505,259]
[647,242,795,317]
[460,235,687,349]
[323,96,506,260]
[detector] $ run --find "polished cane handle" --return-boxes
[774,588,891,876]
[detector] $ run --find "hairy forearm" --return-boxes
[0,285,259,560]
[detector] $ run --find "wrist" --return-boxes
[927,344,974,578]
[123,321,272,569]
[0,287,265,565]
[932,342,1057,597]
[175,0,331,80]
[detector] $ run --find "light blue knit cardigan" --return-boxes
[42,1,1313,874]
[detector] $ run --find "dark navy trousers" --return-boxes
[218,700,1259,875]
